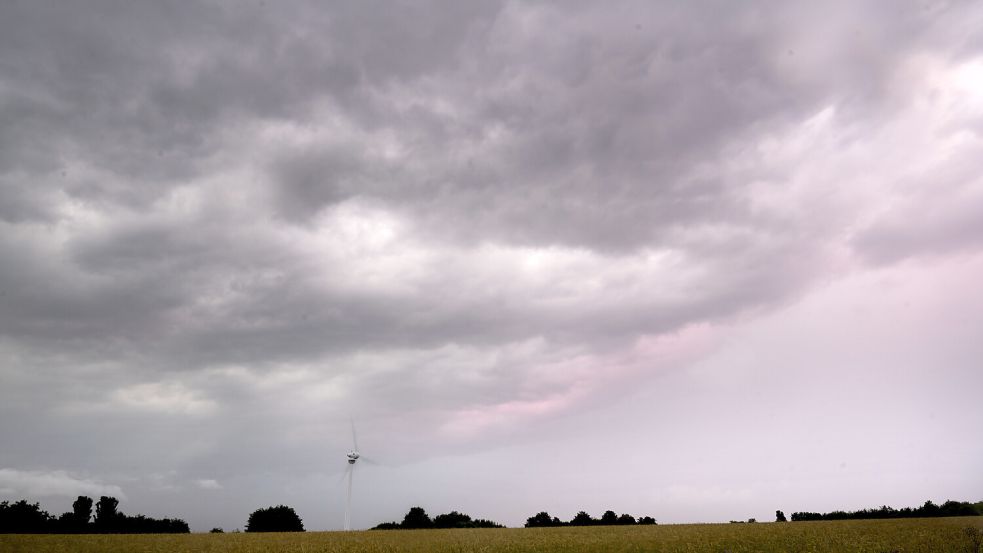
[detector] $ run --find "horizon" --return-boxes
[1,0,982,533]
[5,494,982,532]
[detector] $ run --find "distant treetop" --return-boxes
[789,500,982,522]
[373,507,503,530]
[0,496,188,534]
[525,509,657,528]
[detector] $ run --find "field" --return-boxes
[2,517,982,553]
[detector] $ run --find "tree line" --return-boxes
[786,500,983,522]
[372,507,504,530]
[525,510,657,527]
[6,495,979,533]
[0,496,189,534]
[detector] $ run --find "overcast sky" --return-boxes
[2,0,982,532]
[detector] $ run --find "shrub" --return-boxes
[245,505,305,532]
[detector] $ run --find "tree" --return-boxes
[569,511,595,526]
[919,501,940,517]
[377,508,503,530]
[939,500,977,517]
[55,511,75,532]
[114,514,189,533]
[433,511,472,529]
[637,516,657,525]
[1,497,186,534]
[401,506,433,529]
[599,510,619,525]
[471,518,505,528]
[245,505,305,532]
[775,510,787,522]
[0,500,54,533]
[72,496,93,527]
[94,496,119,529]
[788,499,982,522]
[525,511,561,528]
[616,513,636,525]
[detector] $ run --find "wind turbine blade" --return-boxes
[350,418,359,451]
[336,463,352,487]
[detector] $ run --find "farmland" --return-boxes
[2,517,982,553]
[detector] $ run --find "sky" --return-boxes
[1,0,982,533]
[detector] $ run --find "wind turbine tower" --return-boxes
[344,420,360,531]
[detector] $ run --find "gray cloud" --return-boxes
[2,0,982,531]
[0,469,124,500]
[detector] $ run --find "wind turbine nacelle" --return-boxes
[347,451,360,464]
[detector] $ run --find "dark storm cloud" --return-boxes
[1,0,977,374]
[0,0,498,217]
[1,0,978,380]
[257,1,956,250]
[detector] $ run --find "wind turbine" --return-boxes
[343,419,360,531]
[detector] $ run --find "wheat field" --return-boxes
[2,517,981,553]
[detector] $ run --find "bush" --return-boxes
[433,511,472,529]
[525,512,563,527]
[471,518,505,528]
[400,507,433,529]
[245,505,305,532]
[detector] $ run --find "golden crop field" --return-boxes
[2,517,982,553]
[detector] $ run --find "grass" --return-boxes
[2,517,982,553]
